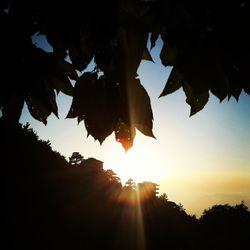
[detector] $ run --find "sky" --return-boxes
[20,34,250,217]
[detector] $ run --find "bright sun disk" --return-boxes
[104,141,167,185]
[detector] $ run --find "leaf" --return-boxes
[160,44,178,67]
[84,110,114,144]
[150,32,159,50]
[183,83,209,116]
[244,86,250,96]
[78,31,94,68]
[69,46,93,72]
[49,76,74,96]
[84,76,118,144]
[26,96,50,125]
[66,104,77,119]
[77,114,85,124]
[136,124,155,138]
[118,24,148,79]
[57,59,78,80]
[69,47,87,72]
[67,73,118,144]
[174,47,212,95]
[66,72,98,119]
[115,121,135,151]
[45,83,58,118]
[182,82,193,105]
[189,92,209,116]
[142,47,154,62]
[210,71,229,102]
[228,84,242,102]
[159,67,183,97]
[25,79,60,124]
[125,78,155,138]
[94,44,115,73]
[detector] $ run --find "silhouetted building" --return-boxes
[137,182,159,201]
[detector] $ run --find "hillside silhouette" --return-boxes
[1,120,250,250]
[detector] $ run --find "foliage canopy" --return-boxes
[1,0,249,150]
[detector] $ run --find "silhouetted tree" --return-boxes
[1,1,249,150]
[69,152,84,166]
[199,202,250,250]
[125,178,137,190]
[159,193,168,202]
[105,169,121,183]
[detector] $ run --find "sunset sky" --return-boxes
[20,34,250,217]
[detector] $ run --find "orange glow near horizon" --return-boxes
[104,138,168,185]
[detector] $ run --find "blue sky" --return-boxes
[20,33,250,216]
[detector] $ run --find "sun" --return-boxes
[104,139,167,185]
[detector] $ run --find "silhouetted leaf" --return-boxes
[160,44,178,66]
[67,73,118,144]
[57,60,78,81]
[119,23,148,79]
[68,48,84,70]
[126,78,155,138]
[182,82,193,105]
[159,67,183,97]
[244,86,250,96]
[115,121,135,151]
[85,110,114,144]
[69,47,93,72]
[228,84,242,102]
[190,92,209,116]
[26,96,50,125]
[45,83,58,118]
[94,44,116,73]
[175,48,214,95]
[142,47,154,62]
[136,124,155,138]
[66,72,97,119]
[25,81,58,124]
[77,114,85,124]
[210,71,229,102]
[49,77,74,96]
[150,32,159,50]
[183,83,209,116]
[84,76,117,144]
